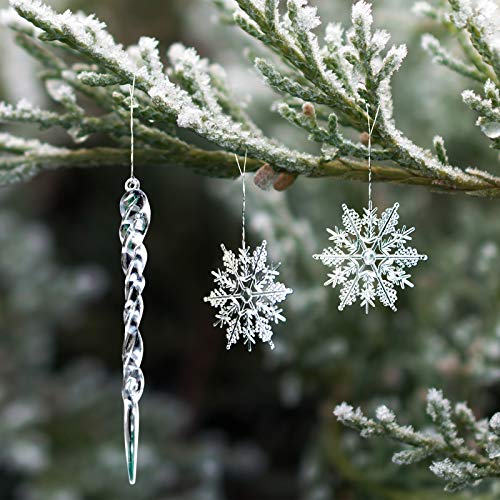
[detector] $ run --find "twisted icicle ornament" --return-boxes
[119,176,151,484]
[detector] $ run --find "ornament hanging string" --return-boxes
[129,74,136,182]
[366,103,381,209]
[235,152,247,248]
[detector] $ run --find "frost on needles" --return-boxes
[416,0,500,149]
[0,0,499,492]
[0,0,498,196]
[334,388,500,492]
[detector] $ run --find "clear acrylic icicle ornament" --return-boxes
[118,75,150,484]
[204,154,293,352]
[313,105,427,313]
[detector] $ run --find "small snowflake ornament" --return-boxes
[313,202,427,313]
[204,153,293,352]
[204,241,292,351]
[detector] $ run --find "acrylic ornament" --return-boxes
[313,105,427,313]
[204,155,293,351]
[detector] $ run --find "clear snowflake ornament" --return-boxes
[313,106,427,313]
[204,155,293,351]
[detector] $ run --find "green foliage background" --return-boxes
[0,0,498,498]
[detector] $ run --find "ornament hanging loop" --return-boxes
[125,177,140,191]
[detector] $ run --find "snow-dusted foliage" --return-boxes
[463,82,500,146]
[204,241,292,351]
[313,202,427,312]
[416,0,500,149]
[0,0,498,195]
[0,0,499,491]
[334,388,500,492]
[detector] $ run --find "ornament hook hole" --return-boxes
[125,177,140,191]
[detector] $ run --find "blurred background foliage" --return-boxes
[0,0,499,498]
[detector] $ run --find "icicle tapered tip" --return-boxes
[124,398,139,485]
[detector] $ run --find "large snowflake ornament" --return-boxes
[204,240,293,351]
[313,202,427,313]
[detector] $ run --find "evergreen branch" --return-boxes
[463,82,500,147]
[421,34,487,83]
[334,389,500,492]
[0,0,496,194]
[216,0,496,182]
[415,0,500,148]
[2,143,500,197]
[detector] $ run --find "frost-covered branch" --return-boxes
[416,0,500,148]
[0,0,498,196]
[334,389,500,492]
[226,0,494,186]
